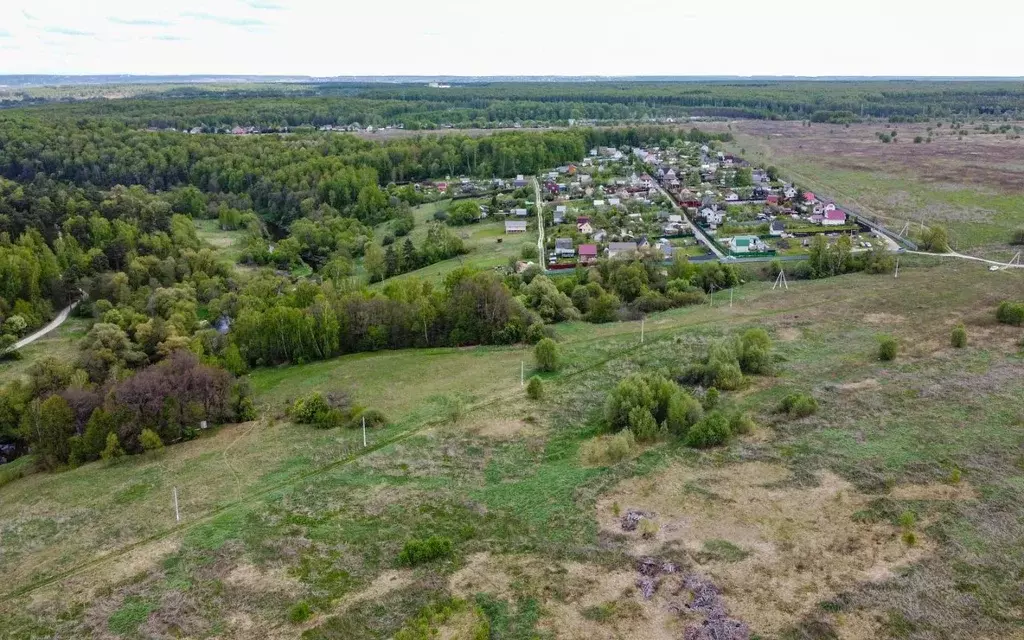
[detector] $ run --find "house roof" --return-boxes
[609,242,638,252]
[825,209,846,220]
[578,244,598,255]
[770,220,785,230]
[555,238,573,249]
[505,221,527,230]
[803,192,816,201]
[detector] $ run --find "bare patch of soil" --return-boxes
[776,327,802,342]
[597,462,929,636]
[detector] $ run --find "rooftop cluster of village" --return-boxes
[391,140,896,276]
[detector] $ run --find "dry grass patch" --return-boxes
[224,562,302,597]
[836,379,880,392]
[471,417,542,440]
[450,553,682,640]
[336,569,414,613]
[889,482,977,501]
[596,462,930,636]
[863,313,906,326]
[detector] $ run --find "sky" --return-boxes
[0,0,1022,77]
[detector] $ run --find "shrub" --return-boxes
[666,391,703,436]
[685,412,731,448]
[780,393,818,418]
[628,406,662,442]
[534,338,559,372]
[729,412,756,435]
[638,518,659,539]
[288,601,312,624]
[520,244,539,260]
[139,429,164,454]
[398,535,453,566]
[604,373,677,436]
[354,408,388,429]
[951,324,967,348]
[580,430,636,466]
[878,335,898,361]
[101,432,126,463]
[291,392,332,424]
[1011,228,1024,245]
[440,395,465,424]
[526,375,543,400]
[996,301,1024,326]
[737,328,773,375]
[703,387,720,410]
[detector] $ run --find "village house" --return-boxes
[608,241,638,259]
[505,220,527,234]
[578,244,598,264]
[725,192,739,202]
[766,194,780,206]
[784,186,798,199]
[701,207,725,227]
[514,175,527,187]
[514,208,528,217]
[553,205,567,224]
[554,238,575,258]
[822,209,847,226]
[592,229,608,242]
[731,235,767,254]
[770,220,786,236]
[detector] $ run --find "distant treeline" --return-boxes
[6,81,1024,128]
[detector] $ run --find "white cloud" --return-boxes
[0,0,1019,76]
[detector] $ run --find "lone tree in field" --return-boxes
[534,338,559,372]
[951,324,967,348]
[920,226,950,252]
[878,335,898,361]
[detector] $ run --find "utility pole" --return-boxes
[362,416,367,447]
[173,487,180,523]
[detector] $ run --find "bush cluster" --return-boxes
[996,301,1024,326]
[290,392,387,430]
[604,373,703,442]
[398,535,453,566]
[580,430,636,466]
[951,324,967,348]
[780,393,818,418]
[679,328,773,390]
[526,375,544,400]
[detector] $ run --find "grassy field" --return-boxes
[374,200,537,286]
[0,317,90,386]
[2,259,1023,639]
[717,120,1024,259]
[195,218,248,266]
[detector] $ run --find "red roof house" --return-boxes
[578,244,598,264]
[823,209,847,226]
[802,192,816,203]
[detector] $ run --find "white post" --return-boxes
[641,318,644,344]
[173,487,180,523]
[362,416,367,447]
[894,258,900,279]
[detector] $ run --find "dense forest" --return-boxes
[6,80,1024,128]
